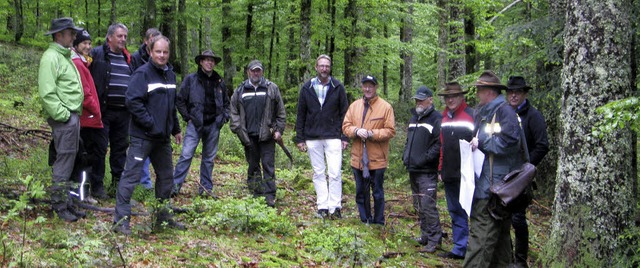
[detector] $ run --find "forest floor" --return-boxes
[0,42,553,267]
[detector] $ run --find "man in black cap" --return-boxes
[229,60,286,207]
[342,75,396,225]
[172,50,229,197]
[38,17,85,222]
[402,85,443,252]
[506,76,549,268]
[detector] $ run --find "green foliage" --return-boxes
[299,224,373,265]
[592,97,640,137]
[612,224,640,267]
[187,197,294,235]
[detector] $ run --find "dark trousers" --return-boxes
[410,172,442,245]
[244,135,276,201]
[352,167,386,224]
[511,206,529,265]
[96,108,130,182]
[80,127,106,193]
[115,136,174,224]
[463,198,512,268]
[47,113,80,210]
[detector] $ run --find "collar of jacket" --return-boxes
[515,99,530,115]
[444,100,468,116]
[50,42,72,57]
[150,61,173,73]
[476,94,506,121]
[197,68,221,82]
[411,105,435,118]
[243,78,268,89]
[102,43,132,64]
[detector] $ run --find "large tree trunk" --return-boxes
[221,0,234,94]
[382,24,389,96]
[177,0,188,78]
[285,2,297,88]
[328,0,336,60]
[142,0,157,39]
[343,0,357,89]
[268,0,277,78]
[110,0,116,25]
[436,0,447,92]
[11,0,24,42]
[464,7,476,74]
[546,0,635,265]
[299,0,312,83]
[160,0,177,73]
[399,0,413,102]
[447,0,465,80]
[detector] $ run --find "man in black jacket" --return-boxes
[402,86,443,253]
[506,76,549,268]
[89,23,134,198]
[113,35,183,235]
[172,50,229,198]
[295,54,349,219]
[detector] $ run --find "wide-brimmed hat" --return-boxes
[506,76,532,92]
[473,70,507,91]
[438,82,468,96]
[361,75,378,85]
[195,50,222,65]
[45,17,83,36]
[413,86,433,100]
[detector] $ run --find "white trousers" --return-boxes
[306,139,343,212]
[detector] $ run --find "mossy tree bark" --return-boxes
[546,0,636,265]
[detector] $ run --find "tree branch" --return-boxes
[488,0,522,24]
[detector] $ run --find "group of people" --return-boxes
[38,16,549,266]
[402,71,549,267]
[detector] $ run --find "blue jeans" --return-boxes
[173,121,221,192]
[353,167,386,224]
[444,180,469,256]
[139,158,152,189]
[115,136,174,224]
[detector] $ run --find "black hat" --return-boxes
[506,76,532,92]
[45,17,83,36]
[473,70,507,91]
[248,60,263,71]
[413,86,433,100]
[361,75,378,85]
[195,50,222,65]
[73,30,91,47]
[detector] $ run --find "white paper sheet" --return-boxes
[459,140,476,217]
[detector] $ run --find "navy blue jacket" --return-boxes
[515,100,549,166]
[403,106,442,173]
[176,69,229,131]
[125,62,180,141]
[295,77,348,143]
[131,44,150,70]
[89,44,133,113]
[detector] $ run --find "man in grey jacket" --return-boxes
[229,60,286,207]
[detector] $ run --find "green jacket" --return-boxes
[38,43,83,122]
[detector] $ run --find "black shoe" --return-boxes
[316,209,329,218]
[413,237,428,245]
[92,187,108,200]
[171,184,181,198]
[423,242,441,253]
[266,197,276,207]
[113,222,132,235]
[55,209,78,222]
[330,208,342,219]
[68,205,86,219]
[438,251,464,260]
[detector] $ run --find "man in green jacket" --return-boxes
[38,17,85,222]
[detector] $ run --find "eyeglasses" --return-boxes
[317,65,331,69]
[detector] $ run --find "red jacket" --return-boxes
[72,50,103,129]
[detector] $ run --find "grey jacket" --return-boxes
[229,78,286,146]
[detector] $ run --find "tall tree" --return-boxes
[268,0,277,78]
[464,7,476,74]
[159,0,177,73]
[221,0,234,94]
[299,0,311,82]
[399,0,413,101]
[285,2,297,87]
[546,0,635,265]
[178,0,188,77]
[342,0,357,88]
[110,0,116,25]
[11,0,24,42]
[436,0,447,91]
[447,0,465,80]
[142,0,157,38]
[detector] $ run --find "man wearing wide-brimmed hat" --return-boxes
[172,50,228,198]
[464,70,523,267]
[38,17,86,222]
[505,76,549,268]
[437,81,474,260]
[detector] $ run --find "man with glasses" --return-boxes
[436,82,474,260]
[295,55,349,219]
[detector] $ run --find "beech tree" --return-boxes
[546,0,636,265]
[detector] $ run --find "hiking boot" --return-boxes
[438,251,465,260]
[92,187,108,200]
[171,184,181,198]
[413,237,428,245]
[113,222,132,235]
[423,242,440,253]
[198,188,218,199]
[83,196,98,204]
[266,196,276,207]
[68,205,86,219]
[330,208,342,219]
[316,209,329,219]
[55,209,78,222]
